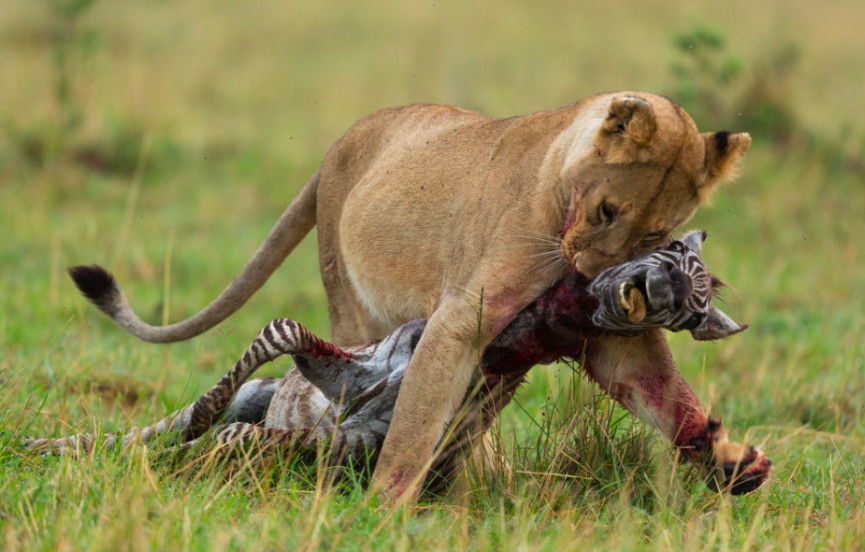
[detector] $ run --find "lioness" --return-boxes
[71,92,751,503]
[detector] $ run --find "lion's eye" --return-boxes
[598,202,617,225]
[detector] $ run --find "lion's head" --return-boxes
[555,93,750,278]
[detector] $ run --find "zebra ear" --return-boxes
[681,230,707,255]
[691,306,748,341]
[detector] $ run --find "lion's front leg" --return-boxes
[583,330,772,494]
[370,302,486,504]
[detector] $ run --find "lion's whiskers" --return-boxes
[499,230,568,276]
[535,253,569,275]
[502,230,563,247]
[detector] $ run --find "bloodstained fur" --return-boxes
[477,272,714,460]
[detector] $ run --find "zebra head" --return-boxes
[588,230,747,341]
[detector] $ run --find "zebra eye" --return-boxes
[682,313,703,330]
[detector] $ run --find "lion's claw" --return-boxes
[704,419,772,494]
[708,444,772,494]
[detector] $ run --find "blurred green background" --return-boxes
[1,1,864,550]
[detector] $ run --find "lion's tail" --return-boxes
[69,169,320,343]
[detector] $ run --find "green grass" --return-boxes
[2,1,865,550]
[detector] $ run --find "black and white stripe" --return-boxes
[588,231,713,333]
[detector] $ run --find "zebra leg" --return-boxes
[22,319,316,455]
[290,320,423,401]
[583,330,772,495]
[21,377,281,456]
[179,422,320,453]
[180,421,365,464]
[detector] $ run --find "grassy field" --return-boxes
[2,1,864,550]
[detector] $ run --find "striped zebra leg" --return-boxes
[23,319,329,456]
[178,422,353,461]
[21,378,280,456]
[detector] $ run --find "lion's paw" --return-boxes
[704,419,772,494]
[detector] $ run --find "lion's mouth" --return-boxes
[617,280,648,323]
[566,250,582,274]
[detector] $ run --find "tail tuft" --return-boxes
[68,265,121,316]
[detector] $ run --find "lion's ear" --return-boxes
[601,97,657,147]
[698,131,751,200]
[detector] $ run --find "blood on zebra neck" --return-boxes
[480,273,602,376]
[477,273,716,461]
